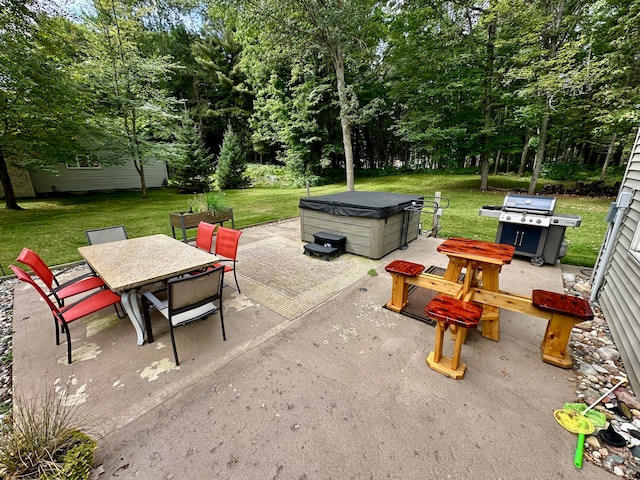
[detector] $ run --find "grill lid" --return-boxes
[502,194,556,215]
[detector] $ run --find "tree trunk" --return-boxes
[332,46,355,191]
[517,131,530,177]
[479,15,497,192]
[493,150,501,175]
[480,153,490,190]
[528,111,550,194]
[619,135,629,167]
[0,150,22,210]
[600,133,617,181]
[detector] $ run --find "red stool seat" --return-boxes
[384,260,425,277]
[425,294,483,329]
[531,290,593,321]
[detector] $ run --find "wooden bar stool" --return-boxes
[426,294,483,379]
[384,260,426,312]
[532,290,594,368]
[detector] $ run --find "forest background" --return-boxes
[1,0,638,209]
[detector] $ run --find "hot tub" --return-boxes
[299,191,423,259]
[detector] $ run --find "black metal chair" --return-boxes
[141,266,226,366]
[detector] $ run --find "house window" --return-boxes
[66,156,101,169]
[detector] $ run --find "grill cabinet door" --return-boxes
[498,223,543,255]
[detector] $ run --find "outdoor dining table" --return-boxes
[78,234,218,345]
[436,237,515,341]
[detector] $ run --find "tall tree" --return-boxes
[81,0,180,199]
[497,0,590,193]
[0,1,93,209]
[231,0,382,191]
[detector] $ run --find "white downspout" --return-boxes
[590,190,633,302]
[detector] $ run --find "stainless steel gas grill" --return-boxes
[478,194,582,266]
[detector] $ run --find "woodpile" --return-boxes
[540,180,621,197]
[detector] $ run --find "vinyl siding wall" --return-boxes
[598,127,640,391]
[28,160,168,194]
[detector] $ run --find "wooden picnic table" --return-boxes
[385,237,592,368]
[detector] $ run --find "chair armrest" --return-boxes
[58,286,114,313]
[142,291,168,312]
[51,270,98,293]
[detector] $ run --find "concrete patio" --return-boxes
[11,218,613,479]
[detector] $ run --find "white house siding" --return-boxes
[598,127,640,391]
[28,160,168,194]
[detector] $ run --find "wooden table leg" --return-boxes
[541,313,579,368]
[443,257,465,283]
[444,257,467,342]
[478,264,501,342]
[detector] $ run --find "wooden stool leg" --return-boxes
[449,324,468,345]
[541,313,579,368]
[451,327,466,371]
[386,272,410,312]
[433,320,446,363]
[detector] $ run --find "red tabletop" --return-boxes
[437,237,515,265]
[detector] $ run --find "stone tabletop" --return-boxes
[78,234,217,292]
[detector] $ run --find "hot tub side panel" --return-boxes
[300,208,420,259]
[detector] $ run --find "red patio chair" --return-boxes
[213,226,243,293]
[16,247,106,307]
[10,264,121,364]
[195,221,218,253]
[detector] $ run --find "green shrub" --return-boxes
[245,163,321,188]
[40,430,97,480]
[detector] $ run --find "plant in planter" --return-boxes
[190,191,230,217]
[169,191,235,241]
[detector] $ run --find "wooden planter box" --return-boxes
[169,209,234,242]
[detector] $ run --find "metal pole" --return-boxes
[590,191,632,301]
[431,191,441,238]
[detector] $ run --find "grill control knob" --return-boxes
[536,219,541,224]
[505,215,511,221]
[521,216,526,222]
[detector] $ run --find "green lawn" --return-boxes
[0,173,613,273]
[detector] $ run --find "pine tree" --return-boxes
[171,110,214,192]
[216,124,248,189]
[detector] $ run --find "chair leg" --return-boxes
[55,320,61,346]
[219,309,226,341]
[168,322,180,366]
[233,268,240,293]
[114,302,125,319]
[62,323,72,364]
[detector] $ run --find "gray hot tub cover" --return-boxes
[299,191,423,220]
